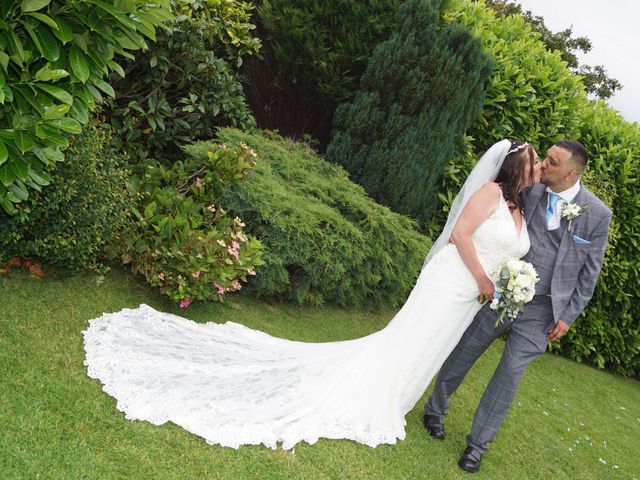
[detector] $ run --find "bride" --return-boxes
[83,139,541,450]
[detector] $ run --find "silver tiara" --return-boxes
[507,142,529,155]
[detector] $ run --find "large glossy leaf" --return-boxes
[9,156,29,181]
[14,131,34,153]
[0,165,14,187]
[49,68,69,80]
[26,12,59,30]
[69,99,89,123]
[0,141,7,165]
[87,0,136,30]
[8,29,25,63]
[93,79,115,97]
[40,146,63,162]
[46,117,82,133]
[114,0,136,14]
[52,16,73,44]
[22,21,60,61]
[21,0,51,13]
[35,23,60,61]
[28,168,51,185]
[86,83,103,102]
[107,59,125,78]
[70,45,90,83]
[39,125,69,147]
[8,180,29,201]
[35,83,73,104]
[43,103,70,119]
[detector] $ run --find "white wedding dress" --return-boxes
[83,193,529,450]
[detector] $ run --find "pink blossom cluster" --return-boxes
[228,241,241,261]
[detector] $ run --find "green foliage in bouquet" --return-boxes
[0,0,173,214]
[105,0,261,164]
[326,0,492,224]
[119,139,263,306]
[217,128,431,307]
[0,122,130,273]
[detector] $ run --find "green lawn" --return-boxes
[1,268,638,479]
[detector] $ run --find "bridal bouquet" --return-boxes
[490,259,540,327]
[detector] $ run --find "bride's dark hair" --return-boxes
[494,140,536,212]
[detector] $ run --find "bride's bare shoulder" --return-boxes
[463,182,502,215]
[472,181,502,200]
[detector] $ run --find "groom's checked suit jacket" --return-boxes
[521,183,612,326]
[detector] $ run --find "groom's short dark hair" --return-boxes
[554,139,588,173]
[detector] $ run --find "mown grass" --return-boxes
[1,268,638,479]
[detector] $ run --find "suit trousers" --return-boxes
[424,296,554,453]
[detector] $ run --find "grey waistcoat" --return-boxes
[522,195,562,295]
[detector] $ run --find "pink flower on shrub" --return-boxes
[179,297,193,308]
[214,282,225,295]
[248,269,256,276]
[231,280,242,291]
[192,271,201,280]
[228,246,240,261]
[231,241,241,251]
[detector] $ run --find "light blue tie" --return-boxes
[546,192,561,229]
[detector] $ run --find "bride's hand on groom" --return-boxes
[476,276,495,303]
[547,320,570,342]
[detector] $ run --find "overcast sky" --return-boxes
[516,0,640,124]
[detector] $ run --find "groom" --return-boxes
[423,140,612,473]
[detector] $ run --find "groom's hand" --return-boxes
[547,320,570,342]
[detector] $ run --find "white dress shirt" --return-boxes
[545,181,581,230]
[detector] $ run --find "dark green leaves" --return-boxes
[70,45,90,83]
[0,0,174,213]
[21,0,52,13]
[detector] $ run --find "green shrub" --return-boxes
[326,0,492,224]
[119,139,263,306]
[216,128,431,307]
[256,0,400,104]
[105,0,260,164]
[445,0,588,150]
[240,0,401,149]
[0,0,172,214]
[547,102,639,378]
[0,122,130,273]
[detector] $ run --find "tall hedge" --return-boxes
[242,0,401,148]
[326,0,492,224]
[217,127,430,307]
[438,0,639,377]
[256,0,400,104]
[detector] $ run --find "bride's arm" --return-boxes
[450,182,501,303]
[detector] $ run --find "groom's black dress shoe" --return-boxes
[423,414,445,440]
[458,446,483,473]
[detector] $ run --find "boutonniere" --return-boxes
[561,202,588,232]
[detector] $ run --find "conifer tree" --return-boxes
[326,0,492,223]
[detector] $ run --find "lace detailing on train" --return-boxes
[83,195,529,449]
